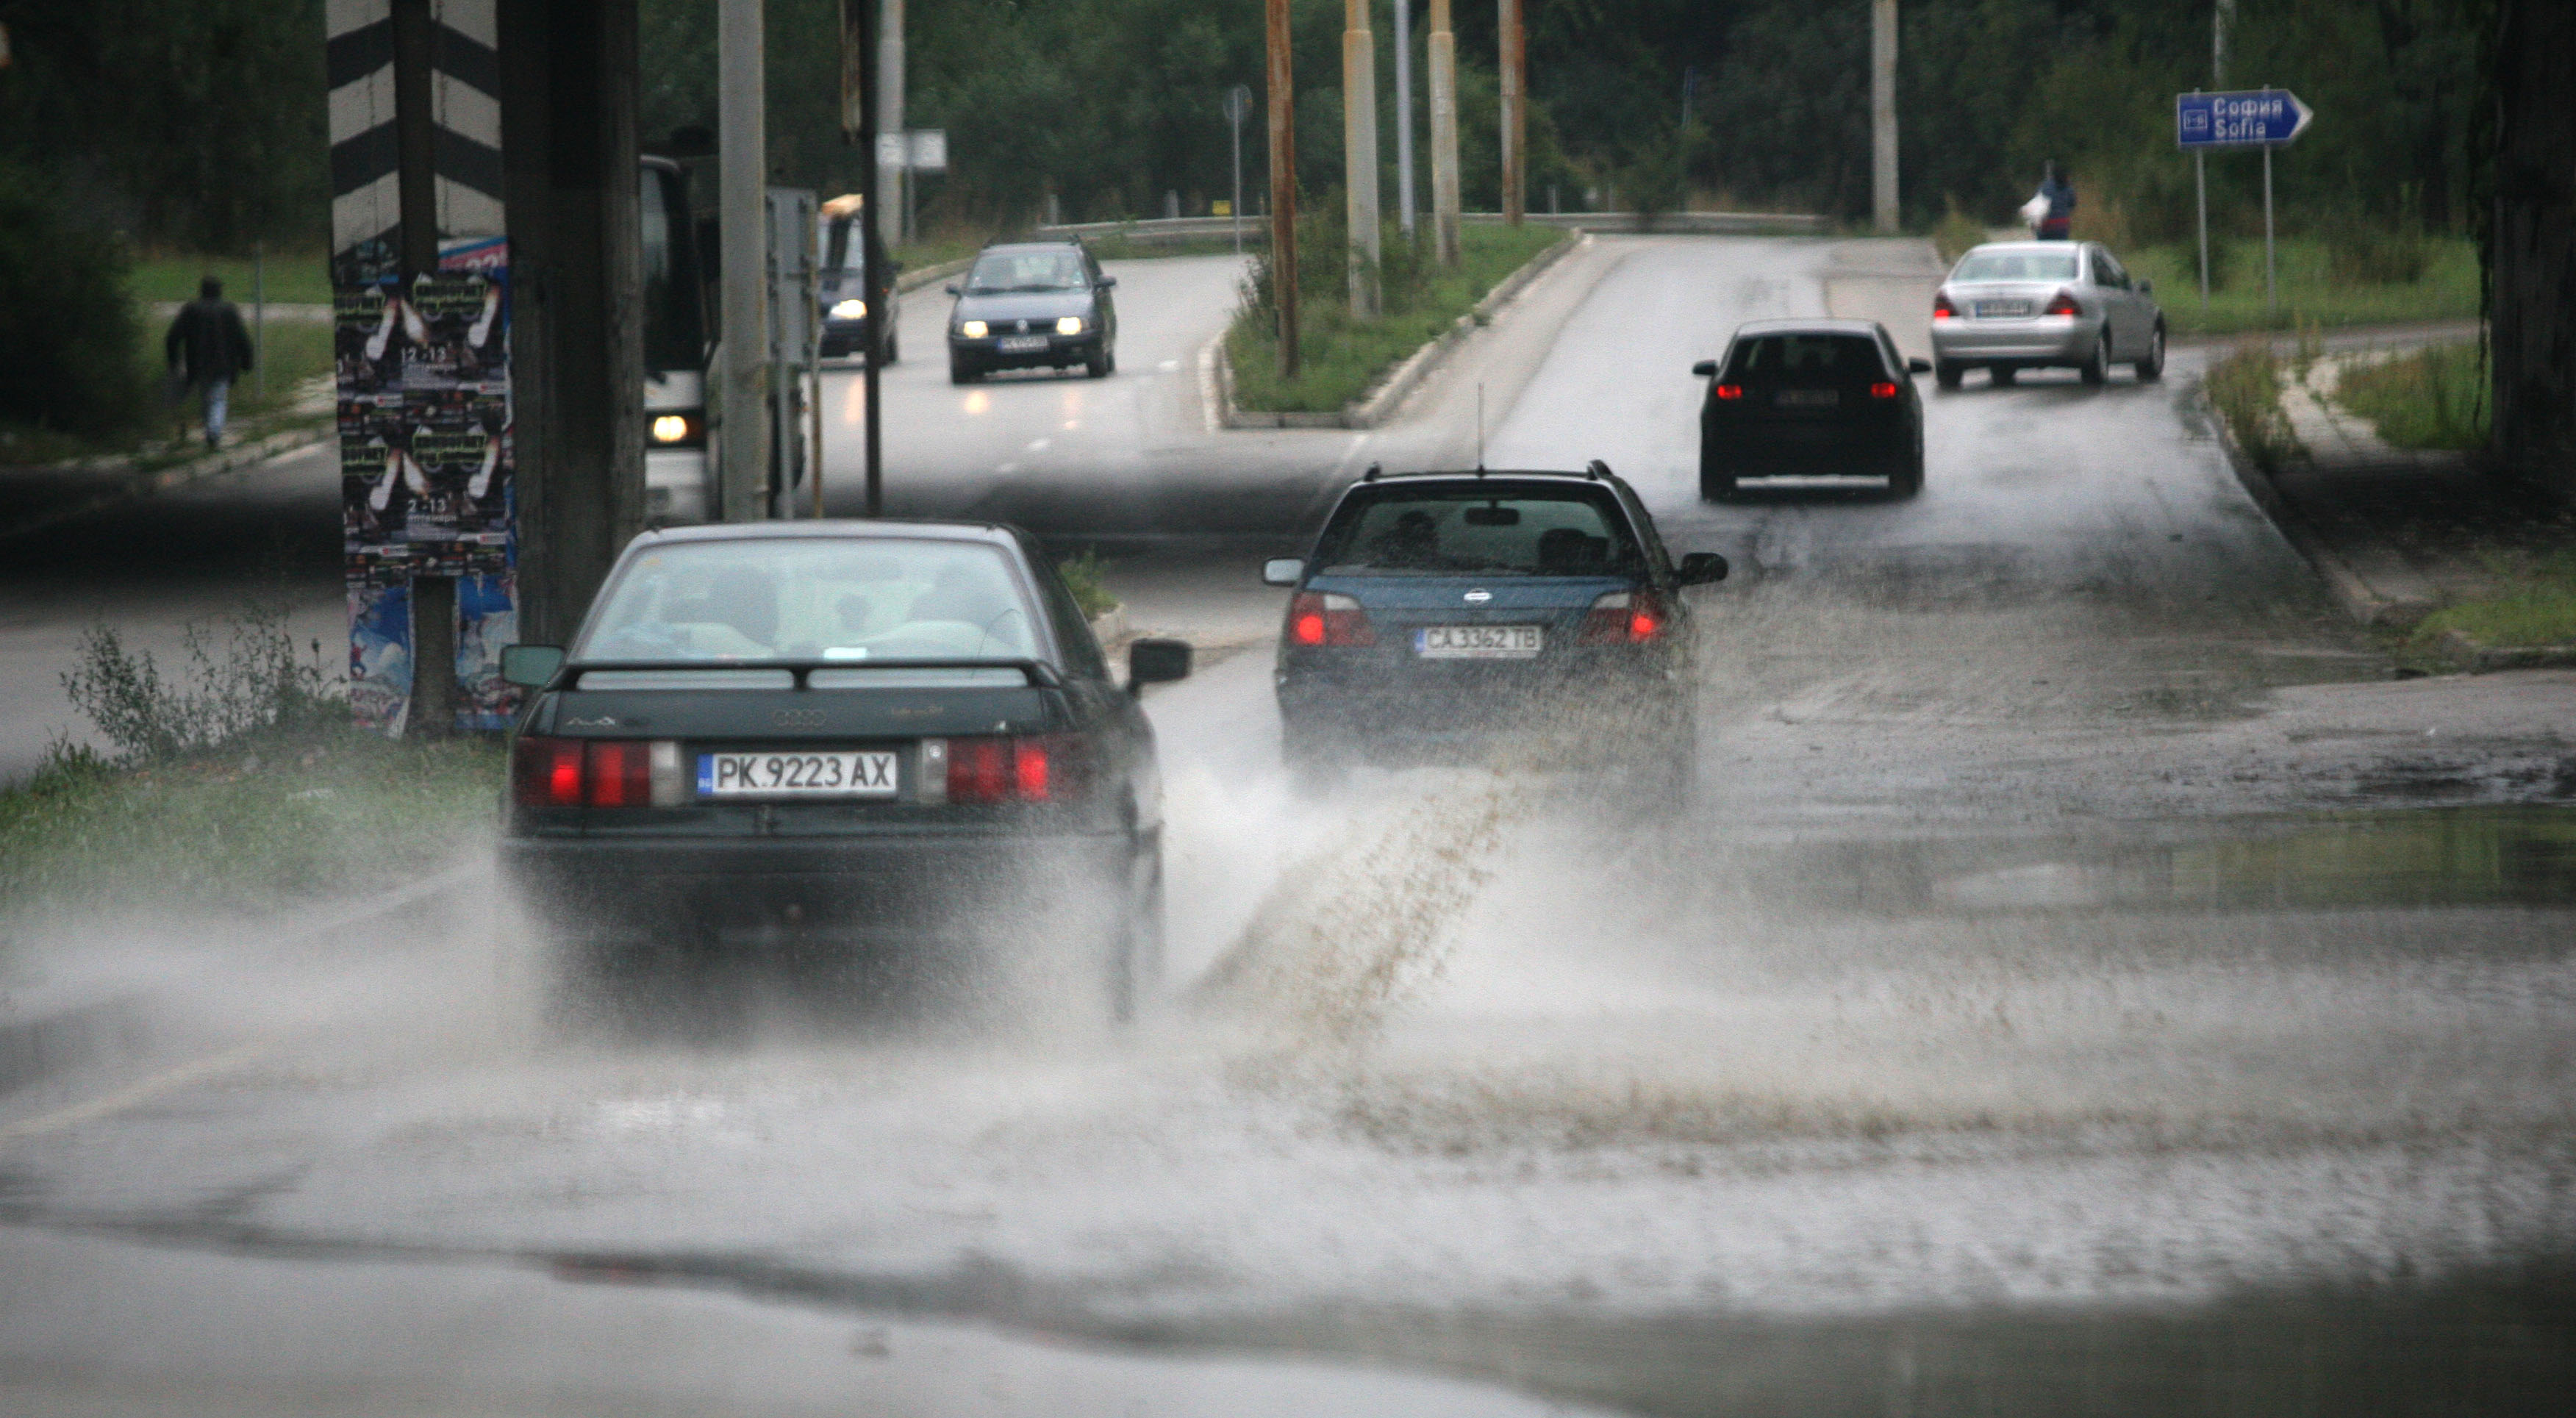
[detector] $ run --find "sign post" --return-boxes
[1223,85,1251,254]
[2175,87,2313,319]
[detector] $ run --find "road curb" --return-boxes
[1216,231,1583,432]
[0,421,336,544]
[2434,629,2576,673]
[2202,380,2422,629]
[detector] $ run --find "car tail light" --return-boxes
[1713,383,1745,401]
[514,736,584,807]
[512,737,683,809]
[1932,292,1958,319]
[2044,289,2081,317]
[1577,590,1667,645]
[1870,382,1900,399]
[940,735,1070,804]
[1287,590,1375,647]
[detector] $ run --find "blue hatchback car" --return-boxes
[1262,464,1727,796]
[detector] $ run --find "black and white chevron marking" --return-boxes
[325,0,504,260]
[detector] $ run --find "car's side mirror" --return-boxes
[1102,276,1119,289]
[2138,278,2154,295]
[1262,557,1303,587]
[1691,359,1718,378]
[944,283,961,296]
[1128,637,1192,692]
[1907,357,1932,374]
[1677,553,1728,587]
[501,644,566,688]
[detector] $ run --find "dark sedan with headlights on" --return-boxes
[1695,319,1928,500]
[1264,465,1725,799]
[946,240,1118,383]
[498,520,1191,1022]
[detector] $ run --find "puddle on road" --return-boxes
[1766,806,2576,917]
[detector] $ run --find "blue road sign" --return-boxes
[2177,89,2314,149]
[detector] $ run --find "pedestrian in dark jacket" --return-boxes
[2033,160,2076,241]
[165,277,256,448]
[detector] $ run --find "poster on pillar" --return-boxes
[326,0,518,734]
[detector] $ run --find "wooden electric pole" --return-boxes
[1498,0,1524,225]
[1267,0,1299,379]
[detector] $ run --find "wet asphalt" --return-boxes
[3,237,2573,1414]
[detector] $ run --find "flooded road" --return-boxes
[4,237,2572,1414]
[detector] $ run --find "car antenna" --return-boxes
[1586,459,1609,481]
[1475,383,1486,475]
[1362,462,1382,481]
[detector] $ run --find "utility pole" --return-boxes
[1266,0,1299,379]
[1343,0,1381,315]
[1498,0,1524,225]
[842,0,884,516]
[1871,0,1897,234]
[390,0,454,735]
[1224,85,1252,254]
[1395,0,1415,236]
[718,0,770,523]
[878,0,904,249]
[1428,0,1460,265]
[2214,0,2234,87]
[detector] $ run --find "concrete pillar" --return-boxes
[500,0,645,645]
[716,0,769,522]
[878,0,905,248]
[1343,0,1381,315]
[1871,0,1898,234]
[1428,0,1460,265]
[1497,0,1523,225]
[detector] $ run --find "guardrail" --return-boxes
[1029,210,1831,246]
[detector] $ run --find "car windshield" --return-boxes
[1725,332,1885,382]
[578,539,1040,663]
[1314,487,1642,576]
[965,250,1089,293]
[1952,249,2081,282]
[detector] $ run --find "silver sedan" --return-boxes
[1929,241,2167,388]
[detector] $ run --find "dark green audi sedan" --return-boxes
[498,520,1190,1021]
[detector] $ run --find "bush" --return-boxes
[1057,550,1117,619]
[1931,198,1985,265]
[0,165,151,440]
[61,604,340,766]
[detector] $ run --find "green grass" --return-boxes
[2127,236,2479,337]
[2410,551,2576,654]
[1226,224,1566,413]
[1,318,332,468]
[0,732,501,922]
[2333,343,2490,451]
[128,251,333,306]
[2203,339,2297,473]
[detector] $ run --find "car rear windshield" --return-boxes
[1314,486,1642,576]
[1724,333,1887,383]
[965,250,1089,293]
[579,539,1041,664]
[1950,250,2081,282]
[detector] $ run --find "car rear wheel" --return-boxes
[2135,324,2165,382]
[2079,330,2109,385]
[1889,446,1924,498]
[1281,720,1348,795]
[1699,458,1738,502]
[1106,848,1164,1025]
[1934,359,1964,390]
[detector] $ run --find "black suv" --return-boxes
[1262,465,1726,798]
[946,240,1118,383]
[498,520,1191,1021]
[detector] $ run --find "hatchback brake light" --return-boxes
[1932,292,1958,319]
[1870,382,1900,399]
[2044,289,2081,317]
[1287,590,1375,646]
[1713,383,1745,401]
[1577,589,1668,645]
